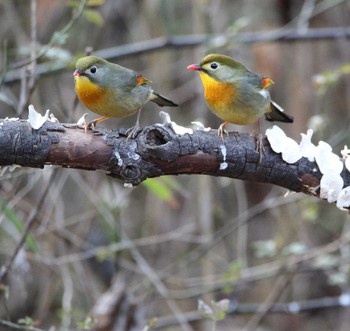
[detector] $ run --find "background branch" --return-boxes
[4,27,350,84]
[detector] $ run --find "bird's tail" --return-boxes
[150,92,178,107]
[265,101,294,123]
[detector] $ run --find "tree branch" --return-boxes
[4,27,350,83]
[0,118,344,199]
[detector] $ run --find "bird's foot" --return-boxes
[217,122,229,142]
[84,120,97,133]
[83,116,110,133]
[125,125,142,140]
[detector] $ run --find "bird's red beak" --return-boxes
[187,64,201,71]
[73,69,82,77]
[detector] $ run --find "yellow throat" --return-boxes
[75,76,107,112]
[198,71,236,111]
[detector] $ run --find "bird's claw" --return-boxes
[218,122,229,142]
[84,120,97,133]
[125,126,142,140]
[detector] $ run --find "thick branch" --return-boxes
[0,119,347,198]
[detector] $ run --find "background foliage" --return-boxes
[1,0,350,330]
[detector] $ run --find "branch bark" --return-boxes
[1,118,347,198]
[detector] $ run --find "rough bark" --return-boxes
[1,119,345,198]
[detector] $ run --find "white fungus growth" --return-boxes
[336,187,350,210]
[320,174,344,203]
[299,129,317,161]
[315,141,343,175]
[28,104,50,130]
[266,126,350,210]
[191,121,211,132]
[341,146,350,172]
[159,111,193,135]
[265,126,302,163]
[77,113,89,126]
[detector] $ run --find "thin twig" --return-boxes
[0,319,46,331]
[0,170,57,283]
[242,275,290,331]
[152,292,350,329]
[123,230,194,331]
[9,0,88,70]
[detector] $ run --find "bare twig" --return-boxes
[0,170,57,283]
[152,292,350,329]
[9,0,88,70]
[243,275,290,331]
[0,318,46,331]
[123,230,194,331]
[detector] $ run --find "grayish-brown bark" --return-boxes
[0,119,344,198]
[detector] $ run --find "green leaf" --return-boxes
[86,0,105,6]
[77,315,96,330]
[18,316,35,326]
[0,198,38,252]
[143,178,172,202]
[66,0,80,8]
[67,0,105,8]
[83,9,104,26]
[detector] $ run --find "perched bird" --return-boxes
[74,56,177,137]
[187,53,293,143]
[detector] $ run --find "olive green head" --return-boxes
[188,53,251,82]
[74,56,113,87]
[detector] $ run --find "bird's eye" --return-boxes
[90,66,97,74]
[210,62,218,69]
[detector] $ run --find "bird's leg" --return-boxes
[254,119,265,161]
[125,109,142,139]
[85,116,110,132]
[218,122,229,141]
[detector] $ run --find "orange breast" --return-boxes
[199,72,236,111]
[75,76,108,113]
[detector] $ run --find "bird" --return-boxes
[187,53,293,148]
[74,56,177,138]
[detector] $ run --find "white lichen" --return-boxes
[219,144,228,170]
[4,117,20,121]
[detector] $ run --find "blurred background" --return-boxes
[1,0,350,330]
